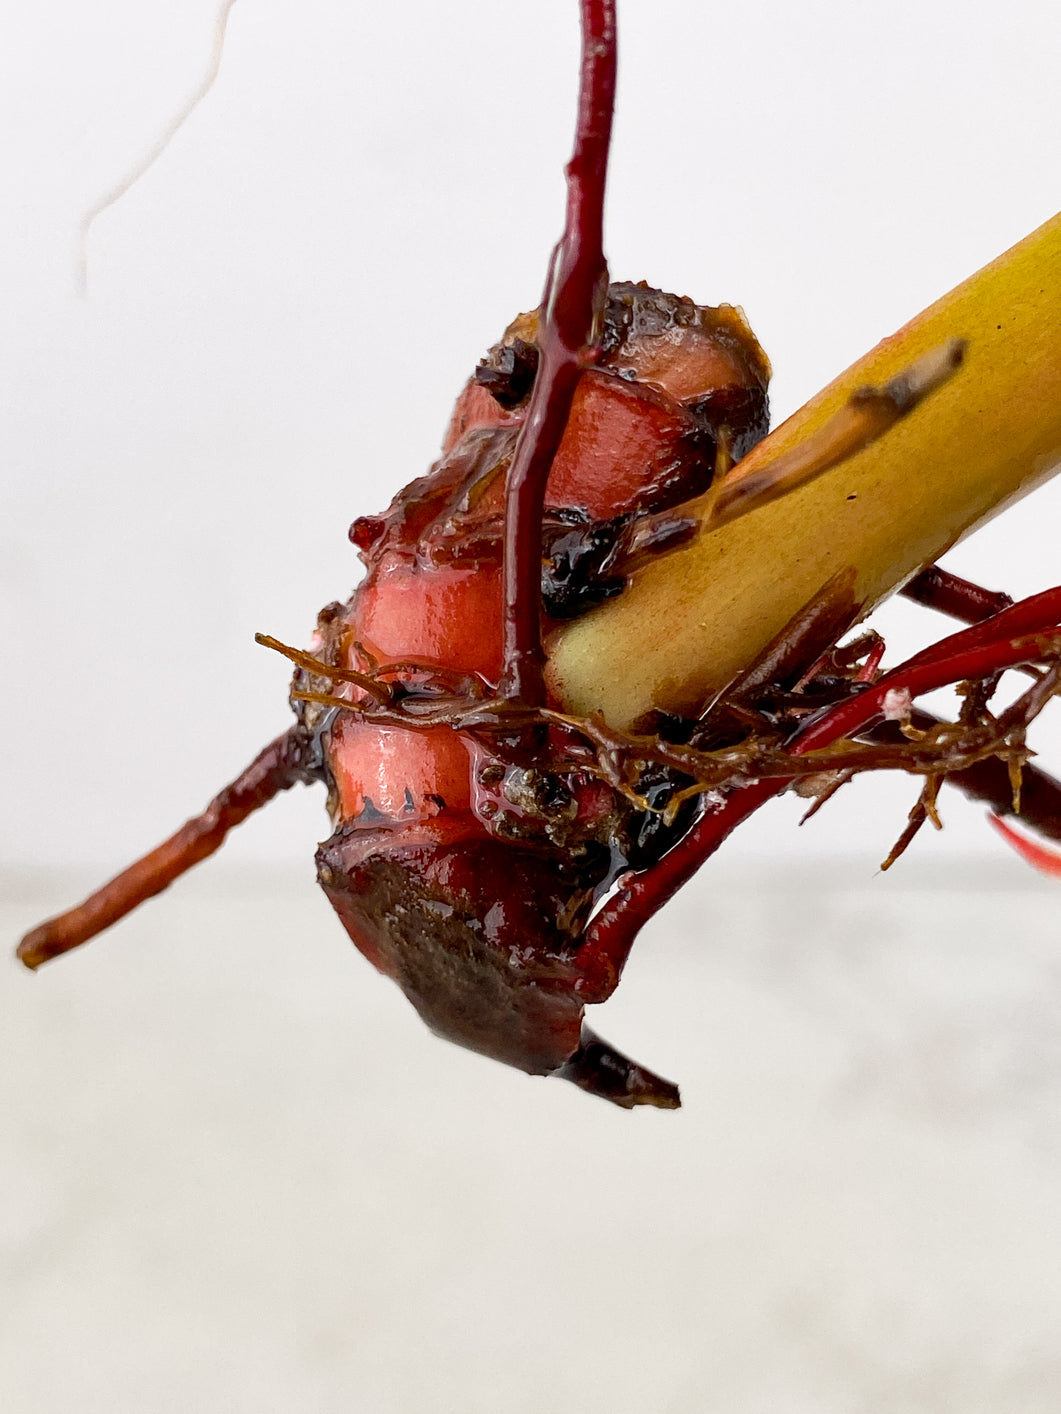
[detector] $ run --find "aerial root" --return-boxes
[267,588,1060,857]
[76,0,240,291]
[17,727,310,967]
[706,340,966,530]
[255,632,394,705]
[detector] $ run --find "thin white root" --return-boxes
[75,0,240,293]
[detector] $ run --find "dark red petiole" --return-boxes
[499,0,617,705]
[582,587,1061,975]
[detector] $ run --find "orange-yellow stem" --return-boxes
[549,211,1061,728]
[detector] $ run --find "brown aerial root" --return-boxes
[255,631,500,712]
[23,586,1060,973]
[254,633,394,705]
[880,775,944,871]
[706,339,967,531]
[258,586,1061,856]
[860,659,1059,869]
[269,641,1060,832]
[573,678,1051,819]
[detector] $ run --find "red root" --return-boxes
[988,813,1061,877]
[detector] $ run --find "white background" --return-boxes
[3,0,1061,873]
[7,862,1061,1412]
[6,4,1061,1410]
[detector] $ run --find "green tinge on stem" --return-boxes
[548,210,1061,730]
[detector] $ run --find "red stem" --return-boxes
[18,729,310,969]
[499,0,617,704]
[794,589,1061,753]
[585,588,1061,960]
[886,585,1061,676]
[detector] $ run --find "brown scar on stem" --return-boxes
[703,339,967,531]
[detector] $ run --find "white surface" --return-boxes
[3,0,1061,870]
[5,861,1061,1412]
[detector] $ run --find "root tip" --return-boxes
[16,927,50,971]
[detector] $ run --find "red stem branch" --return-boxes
[585,587,1061,961]
[499,0,617,704]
